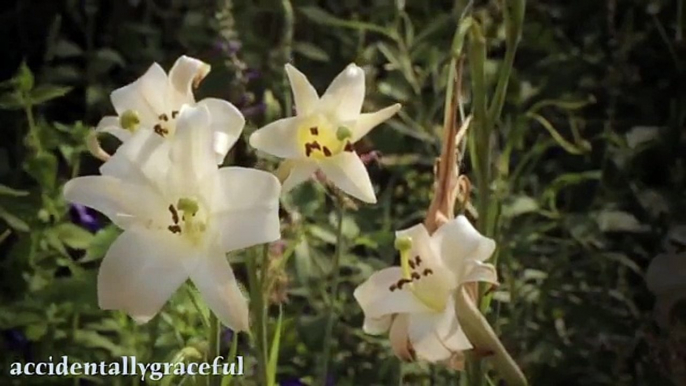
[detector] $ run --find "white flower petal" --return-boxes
[249,117,301,158]
[98,227,192,323]
[319,63,366,122]
[431,215,496,283]
[190,251,249,331]
[462,261,498,286]
[196,98,245,164]
[210,167,281,252]
[168,105,216,194]
[285,63,319,116]
[353,267,431,319]
[363,315,393,335]
[351,103,401,142]
[110,63,168,124]
[282,160,318,192]
[396,223,456,290]
[63,176,165,229]
[438,298,473,352]
[319,152,376,203]
[168,56,210,108]
[389,314,413,361]
[407,311,454,362]
[100,128,170,189]
[95,116,132,142]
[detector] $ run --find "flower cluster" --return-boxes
[64,54,496,368]
[64,57,400,332]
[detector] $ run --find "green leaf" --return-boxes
[596,211,647,233]
[502,196,539,219]
[74,330,124,356]
[30,85,72,104]
[24,151,58,190]
[0,91,25,110]
[293,41,330,62]
[0,205,30,232]
[0,184,29,197]
[16,61,35,92]
[55,222,94,249]
[25,323,48,340]
[298,6,396,39]
[84,225,121,262]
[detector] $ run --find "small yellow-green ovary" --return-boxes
[296,115,353,159]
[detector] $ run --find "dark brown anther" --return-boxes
[310,127,319,135]
[168,205,179,224]
[409,260,416,269]
[310,141,321,150]
[159,113,169,121]
[415,256,422,266]
[167,225,182,234]
[344,142,354,152]
[423,268,433,276]
[305,144,313,157]
[389,284,397,292]
[172,110,179,119]
[154,124,168,137]
[323,146,332,157]
[397,278,412,289]
[411,272,421,280]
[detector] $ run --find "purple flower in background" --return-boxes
[214,40,242,56]
[69,204,100,232]
[359,150,382,165]
[2,329,32,361]
[280,379,305,386]
[241,102,266,118]
[245,69,261,82]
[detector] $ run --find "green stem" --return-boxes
[222,331,240,386]
[208,312,221,386]
[22,100,42,153]
[319,196,345,385]
[247,248,269,385]
[260,245,271,384]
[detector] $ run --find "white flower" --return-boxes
[64,105,281,331]
[249,63,401,203]
[91,55,244,164]
[353,216,497,362]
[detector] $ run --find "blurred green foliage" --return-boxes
[0,0,685,385]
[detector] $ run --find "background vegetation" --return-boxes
[0,0,684,385]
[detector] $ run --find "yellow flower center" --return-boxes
[390,236,447,312]
[166,197,207,245]
[296,114,354,159]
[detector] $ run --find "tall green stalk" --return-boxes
[319,195,345,385]
[463,1,526,385]
[208,312,221,386]
[247,248,269,385]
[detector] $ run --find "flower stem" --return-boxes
[208,312,221,386]
[247,247,269,385]
[319,195,345,385]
